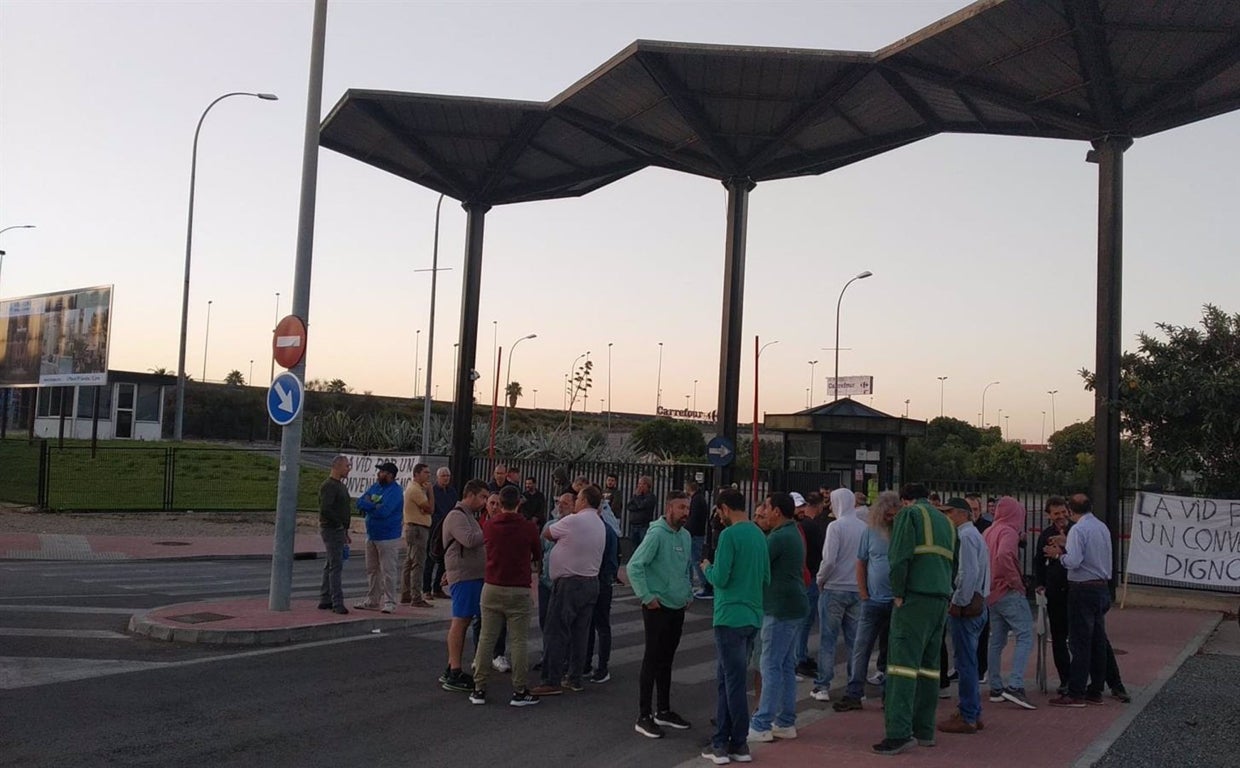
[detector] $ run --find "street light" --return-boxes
[693,378,698,411]
[607,342,614,431]
[268,292,280,384]
[937,376,948,419]
[419,192,448,456]
[832,270,873,401]
[904,399,910,418]
[249,359,254,384]
[502,333,537,432]
[1004,414,1011,440]
[0,225,35,295]
[1047,389,1059,433]
[655,341,664,412]
[414,329,421,396]
[753,338,779,501]
[532,388,537,408]
[201,300,213,382]
[808,360,819,405]
[1042,410,1047,443]
[175,91,278,441]
[980,381,1000,427]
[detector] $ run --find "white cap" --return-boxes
[790,491,807,507]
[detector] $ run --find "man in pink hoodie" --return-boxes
[983,496,1036,710]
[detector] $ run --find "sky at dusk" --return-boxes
[2,1,1237,443]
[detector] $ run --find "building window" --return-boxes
[136,383,161,422]
[77,385,114,420]
[37,387,72,418]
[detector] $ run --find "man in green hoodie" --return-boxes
[628,490,694,740]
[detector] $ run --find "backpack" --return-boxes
[428,504,463,565]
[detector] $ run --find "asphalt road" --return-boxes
[0,558,844,768]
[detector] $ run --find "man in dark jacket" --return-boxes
[521,476,548,527]
[586,506,621,684]
[317,455,353,614]
[627,475,658,550]
[686,480,710,594]
[425,467,458,599]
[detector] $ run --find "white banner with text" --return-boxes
[1128,491,1240,589]
[339,453,425,498]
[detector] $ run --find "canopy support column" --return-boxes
[714,177,755,498]
[450,202,490,487]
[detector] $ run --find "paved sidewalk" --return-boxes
[695,607,1220,768]
[0,532,324,561]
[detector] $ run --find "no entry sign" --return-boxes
[273,315,307,369]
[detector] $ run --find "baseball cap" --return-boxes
[790,491,807,507]
[939,497,971,513]
[375,461,399,475]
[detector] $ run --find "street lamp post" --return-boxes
[1042,410,1047,443]
[808,360,818,405]
[0,225,36,293]
[502,333,537,432]
[832,270,873,401]
[996,407,1004,433]
[904,399,910,418]
[753,338,779,500]
[1047,389,1059,433]
[414,329,420,396]
[201,300,213,382]
[981,381,1000,427]
[607,342,613,431]
[249,359,254,384]
[937,376,948,419]
[532,389,537,408]
[1004,414,1010,440]
[268,292,280,383]
[420,193,447,457]
[655,341,664,412]
[693,378,698,411]
[174,91,278,441]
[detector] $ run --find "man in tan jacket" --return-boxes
[441,479,489,693]
[401,462,434,607]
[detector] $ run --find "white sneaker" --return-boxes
[492,655,511,673]
[810,687,831,702]
[746,727,773,743]
[771,725,798,740]
[867,671,886,685]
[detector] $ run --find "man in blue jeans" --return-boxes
[795,492,827,678]
[701,489,769,765]
[686,480,710,595]
[812,487,866,702]
[938,498,992,733]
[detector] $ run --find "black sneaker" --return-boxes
[468,689,486,705]
[562,678,584,693]
[590,669,611,684]
[872,737,915,756]
[441,669,473,693]
[509,689,540,707]
[654,710,691,730]
[794,661,816,678]
[728,743,752,763]
[438,666,451,684]
[583,664,594,676]
[1111,688,1132,704]
[1001,687,1037,710]
[832,696,863,712]
[317,601,332,610]
[635,715,665,739]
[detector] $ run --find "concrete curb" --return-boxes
[1072,611,1224,768]
[0,551,320,564]
[128,606,445,646]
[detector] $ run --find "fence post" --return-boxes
[38,439,50,508]
[165,447,175,511]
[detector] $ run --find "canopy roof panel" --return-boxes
[320,0,1240,204]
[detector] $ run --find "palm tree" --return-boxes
[506,381,523,408]
[148,367,171,375]
[326,378,350,394]
[224,370,245,386]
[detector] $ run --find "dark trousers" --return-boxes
[1046,590,1073,685]
[978,619,989,678]
[422,533,445,595]
[586,579,614,673]
[540,575,599,687]
[712,625,758,751]
[538,581,551,632]
[319,527,346,608]
[1105,641,1126,692]
[1067,584,1110,698]
[639,605,685,716]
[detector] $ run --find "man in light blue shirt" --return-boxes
[938,498,990,733]
[1047,493,1112,707]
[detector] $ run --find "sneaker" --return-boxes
[1002,687,1037,710]
[331,606,349,615]
[794,661,816,678]
[988,690,1006,703]
[492,655,511,673]
[529,684,563,697]
[746,727,772,743]
[317,601,333,610]
[832,696,863,712]
[938,686,952,699]
[654,711,691,730]
[946,668,959,682]
[1057,684,1069,696]
[635,715,665,739]
[381,604,396,614]
[693,590,715,601]
[353,601,379,611]
[917,736,936,747]
[399,595,413,605]
[700,746,731,765]
[409,598,433,608]
[868,671,886,685]
[562,678,584,693]
[729,744,752,763]
[1048,695,1086,708]
[509,689,540,707]
[1085,693,1105,706]
[590,669,611,684]
[979,673,988,685]
[872,737,915,756]
[937,712,977,734]
[468,689,486,705]
[810,687,831,702]
[1111,689,1132,704]
[771,725,797,740]
[441,669,473,693]
[438,665,450,684]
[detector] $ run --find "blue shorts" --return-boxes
[450,578,484,619]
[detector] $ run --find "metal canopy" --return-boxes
[766,398,927,438]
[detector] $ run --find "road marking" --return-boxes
[0,593,136,600]
[0,628,130,639]
[0,604,143,615]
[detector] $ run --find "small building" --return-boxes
[764,398,926,495]
[31,369,176,441]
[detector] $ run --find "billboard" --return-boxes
[0,285,113,387]
[826,375,874,396]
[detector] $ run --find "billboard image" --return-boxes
[0,285,113,387]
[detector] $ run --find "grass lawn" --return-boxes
[1,438,324,511]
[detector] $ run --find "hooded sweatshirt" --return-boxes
[626,517,693,609]
[816,488,867,591]
[983,496,1026,605]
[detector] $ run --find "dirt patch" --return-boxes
[0,508,322,537]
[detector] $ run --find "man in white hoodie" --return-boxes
[811,488,867,702]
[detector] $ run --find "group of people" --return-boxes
[318,459,1123,761]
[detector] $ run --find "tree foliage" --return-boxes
[224,370,245,386]
[506,381,523,408]
[1082,304,1240,496]
[630,418,706,461]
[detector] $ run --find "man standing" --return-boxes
[748,492,809,743]
[701,488,769,765]
[355,461,404,614]
[441,479,488,693]
[873,483,956,756]
[585,499,620,684]
[965,492,990,680]
[796,492,828,678]
[1048,494,1114,708]
[317,455,353,614]
[1035,496,1074,694]
[628,490,694,739]
[531,484,606,696]
[812,488,867,702]
[520,475,547,527]
[984,497,1036,710]
[400,462,434,608]
[488,463,511,493]
[686,480,710,596]
[469,485,542,707]
[603,472,625,525]
[937,498,991,735]
[627,475,657,551]
[426,467,458,600]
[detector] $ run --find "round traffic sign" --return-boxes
[272,315,307,369]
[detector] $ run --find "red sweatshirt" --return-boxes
[483,511,542,588]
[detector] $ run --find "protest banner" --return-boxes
[1127,491,1240,589]
[339,453,424,498]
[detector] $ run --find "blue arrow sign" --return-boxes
[267,371,305,427]
[706,435,735,467]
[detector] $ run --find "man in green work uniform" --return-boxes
[874,483,957,757]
